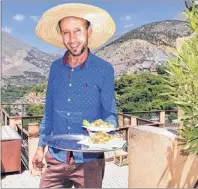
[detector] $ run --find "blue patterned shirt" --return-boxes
[38,50,117,163]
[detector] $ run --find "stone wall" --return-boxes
[128,126,198,188]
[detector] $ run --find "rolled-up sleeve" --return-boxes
[38,63,55,147]
[100,65,117,127]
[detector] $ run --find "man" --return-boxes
[32,3,117,188]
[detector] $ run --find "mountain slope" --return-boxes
[95,20,192,77]
[2,20,192,86]
[104,20,191,48]
[2,31,61,87]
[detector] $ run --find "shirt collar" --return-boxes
[62,48,91,69]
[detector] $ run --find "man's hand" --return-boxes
[32,147,45,171]
[86,128,91,135]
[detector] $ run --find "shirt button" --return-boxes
[67,113,70,116]
[68,99,71,102]
[68,127,70,130]
[69,84,72,87]
[71,69,74,72]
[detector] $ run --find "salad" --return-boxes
[83,119,113,128]
[89,131,114,144]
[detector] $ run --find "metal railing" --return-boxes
[0,107,10,125]
[0,104,179,169]
[1,103,43,170]
[16,124,30,170]
[21,116,43,130]
[120,110,179,127]
[137,117,159,126]
[164,110,178,127]
[124,111,161,122]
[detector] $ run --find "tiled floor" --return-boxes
[1,162,128,188]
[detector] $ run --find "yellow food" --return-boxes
[87,119,113,128]
[90,131,114,144]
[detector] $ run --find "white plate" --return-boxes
[77,137,126,150]
[82,126,117,132]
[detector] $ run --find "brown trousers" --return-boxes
[40,151,105,188]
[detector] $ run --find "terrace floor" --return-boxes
[1,162,128,188]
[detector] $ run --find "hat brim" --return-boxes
[35,3,116,50]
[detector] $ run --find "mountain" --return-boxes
[2,31,62,87]
[92,34,123,53]
[95,20,192,77]
[103,20,191,48]
[2,20,192,87]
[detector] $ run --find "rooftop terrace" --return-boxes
[2,162,128,188]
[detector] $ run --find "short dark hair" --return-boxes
[85,20,91,29]
[58,18,91,32]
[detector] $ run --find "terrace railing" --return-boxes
[0,103,180,170]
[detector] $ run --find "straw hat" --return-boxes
[35,3,116,50]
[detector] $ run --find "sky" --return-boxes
[2,0,186,54]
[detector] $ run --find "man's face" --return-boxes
[59,16,92,56]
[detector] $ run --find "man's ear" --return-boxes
[87,25,92,38]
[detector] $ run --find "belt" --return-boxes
[66,151,104,163]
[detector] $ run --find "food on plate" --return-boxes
[89,131,114,144]
[83,119,113,128]
[83,120,91,127]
